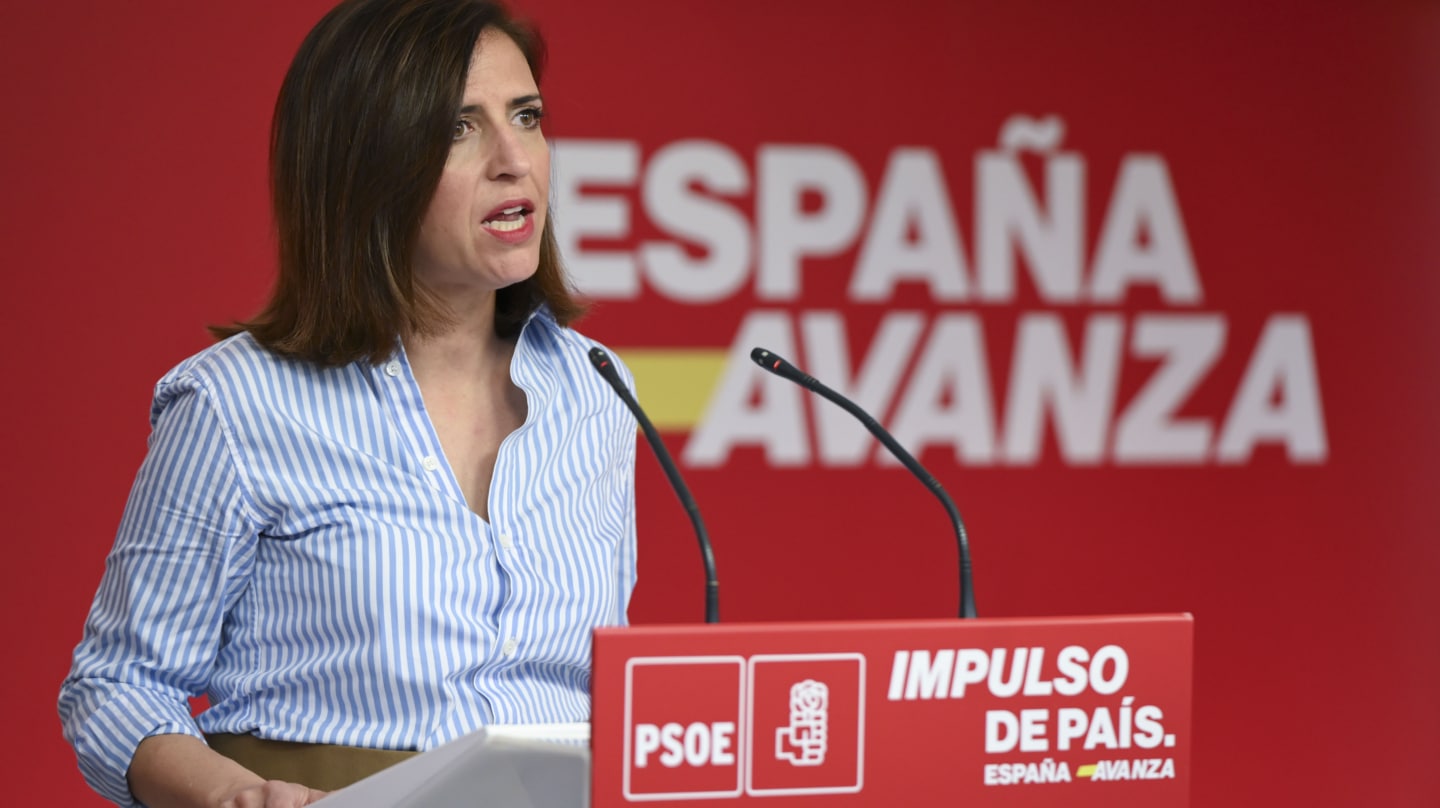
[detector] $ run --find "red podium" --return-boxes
[591,614,1193,807]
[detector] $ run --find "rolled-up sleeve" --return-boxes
[58,376,258,806]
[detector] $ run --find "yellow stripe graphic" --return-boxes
[1076,764,1097,778]
[615,348,728,431]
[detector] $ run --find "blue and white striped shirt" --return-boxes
[58,310,637,806]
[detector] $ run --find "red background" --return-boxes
[4,1,1438,805]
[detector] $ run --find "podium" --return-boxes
[321,614,1192,807]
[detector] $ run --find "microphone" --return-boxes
[589,347,719,624]
[749,347,978,619]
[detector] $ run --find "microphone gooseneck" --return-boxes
[589,347,719,624]
[749,346,977,619]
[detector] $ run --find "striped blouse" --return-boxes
[58,310,638,806]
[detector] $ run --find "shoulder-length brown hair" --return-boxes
[213,0,585,365]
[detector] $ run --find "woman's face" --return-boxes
[413,28,548,303]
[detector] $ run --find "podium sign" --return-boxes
[592,614,1192,806]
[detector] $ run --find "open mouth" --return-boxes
[483,204,532,232]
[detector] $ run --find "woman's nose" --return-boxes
[487,127,532,180]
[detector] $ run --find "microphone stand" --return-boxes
[589,347,719,624]
[750,347,977,619]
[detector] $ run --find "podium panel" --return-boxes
[591,614,1192,807]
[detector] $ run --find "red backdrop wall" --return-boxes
[4,1,1438,805]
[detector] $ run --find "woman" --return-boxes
[57,1,638,805]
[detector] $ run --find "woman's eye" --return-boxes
[452,119,475,140]
[514,107,544,129]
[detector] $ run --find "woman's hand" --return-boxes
[217,780,328,807]
[128,734,327,808]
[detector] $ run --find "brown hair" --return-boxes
[212,0,585,365]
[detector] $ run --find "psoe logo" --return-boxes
[747,654,864,796]
[622,653,865,800]
[776,679,828,766]
[623,656,746,801]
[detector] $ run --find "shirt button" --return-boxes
[421,455,440,471]
[384,360,401,377]
[498,532,515,550]
[502,638,519,657]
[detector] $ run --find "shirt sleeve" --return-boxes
[58,375,259,806]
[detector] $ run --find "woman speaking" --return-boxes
[58,1,638,805]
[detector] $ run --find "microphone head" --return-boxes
[589,346,611,369]
[750,347,806,384]
[750,347,784,372]
[588,346,624,387]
